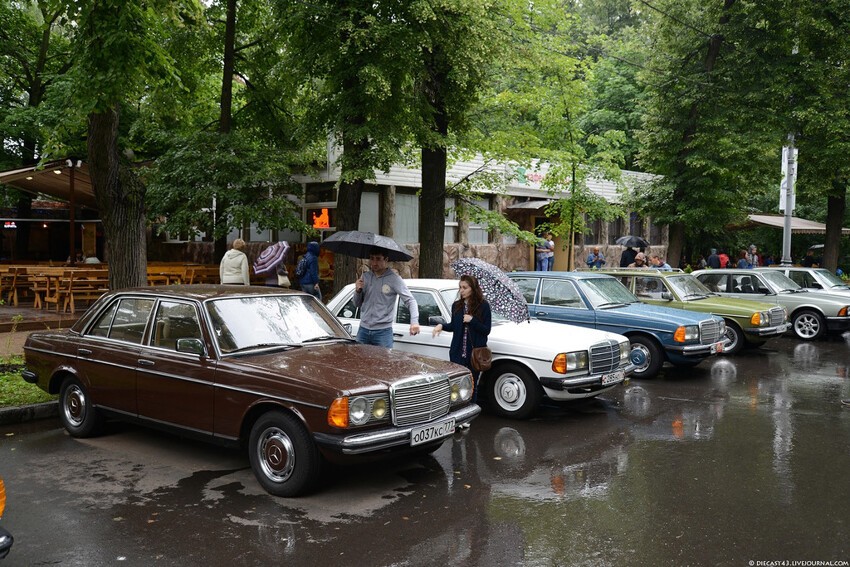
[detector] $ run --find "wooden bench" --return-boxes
[147,264,194,285]
[1,267,31,306]
[29,267,67,309]
[57,269,110,314]
[185,266,220,284]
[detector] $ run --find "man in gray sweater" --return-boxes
[352,249,420,348]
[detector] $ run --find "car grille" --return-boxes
[768,307,785,326]
[699,319,722,345]
[590,340,621,374]
[391,374,451,426]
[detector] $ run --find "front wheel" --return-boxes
[59,377,102,438]
[629,336,664,379]
[721,322,745,355]
[486,364,541,420]
[792,309,825,341]
[248,411,321,497]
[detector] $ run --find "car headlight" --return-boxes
[619,341,630,363]
[552,351,588,374]
[673,325,699,343]
[450,374,474,403]
[751,312,768,326]
[349,396,370,426]
[372,397,388,419]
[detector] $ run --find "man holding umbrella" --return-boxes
[353,248,420,348]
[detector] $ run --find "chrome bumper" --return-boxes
[746,322,791,336]
[313,403,481,455]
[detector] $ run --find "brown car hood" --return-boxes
[223,341,466,395]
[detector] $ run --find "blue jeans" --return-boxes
[536,256,548,271]
[356,326,394,348]
[301,283,322,301]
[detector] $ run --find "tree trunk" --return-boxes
[667,222,686,271]
[212,0,237,263]
[87,105,147,289]
[824,184,846,272]
[333,177,364,296]
[421,145,447,278]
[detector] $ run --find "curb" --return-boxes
[0,402,58,425]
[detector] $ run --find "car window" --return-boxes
[108,298,155,344]
[510,277,539,304]
[89,300,118,338]
[789,271,816,288]
[152,301,202,350]
[634,276,666,300]
[336,295,361,319]
[731,274,762,294]
[697,273,727,292]
[540,279,584,308]
[397,291,442,325]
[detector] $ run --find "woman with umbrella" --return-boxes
[432,275,492,402]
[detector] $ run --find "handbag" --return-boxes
[471,346,492,372]
[277,274,291,288]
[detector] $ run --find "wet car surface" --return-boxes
[3,334,850,565]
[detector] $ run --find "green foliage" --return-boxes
[0,361,56,408]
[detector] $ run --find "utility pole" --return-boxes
[780,136,797,266]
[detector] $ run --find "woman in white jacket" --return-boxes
[219,238,250,285]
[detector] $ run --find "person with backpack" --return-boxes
[297,241,321,300]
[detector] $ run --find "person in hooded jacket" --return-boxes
[219,238,250,285]
[299,241,322,300]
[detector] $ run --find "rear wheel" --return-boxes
[58,377,102,438]
[792,309,825,340]
[249,411,321,497]
[721,322,745,355]
[487,364,541,420]
[629,336,663,379]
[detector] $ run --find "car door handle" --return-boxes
[77,348,92,356]
[138,359,155,366]
[535,311,548,316]
[393,333,403,337]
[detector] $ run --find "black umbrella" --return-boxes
[615,235,650,248]
[321,230,413,262]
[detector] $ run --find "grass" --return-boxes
[0,356,56,408]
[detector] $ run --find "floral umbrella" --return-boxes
[450,257,530,324]
[253,241,290,275]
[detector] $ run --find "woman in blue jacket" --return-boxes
[432,275,492,400]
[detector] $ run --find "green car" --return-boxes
[599,268,790,354]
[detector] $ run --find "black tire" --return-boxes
[248,410,321,497]
[58,377,103,438]
[629,336,664,379]
[791,309,826,341]
[486,363,541,420]
[721,322,745,355]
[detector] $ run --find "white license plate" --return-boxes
[601,370,625,385]
[711,341,724,353]
[410,418,456,446]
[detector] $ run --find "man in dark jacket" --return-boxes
[299,241,321,300]
[707,248,721,269]
[620,247,637,267]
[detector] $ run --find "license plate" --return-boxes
[410,418,456,446]
[601,370,625,385]
[712,341,724,353]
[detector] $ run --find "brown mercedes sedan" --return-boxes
[23,286,480,497]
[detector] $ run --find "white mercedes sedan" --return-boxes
[326,279,636,419]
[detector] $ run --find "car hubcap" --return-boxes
[494,374,526,411]
[632,344,651,372]
[795,315,819,338]
[724,328,739,352]
[64,385,85,427]
[258,427,295,483]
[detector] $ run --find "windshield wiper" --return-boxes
[683,293,708,299]
[301,335,347,344]
[227,342,302,354]
[596,301,626,308]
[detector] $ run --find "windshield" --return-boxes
[760,270,801,292]
[813,269,849,288]
[666,274,713,298]
[206,295,347,354]
[579,277,638,307]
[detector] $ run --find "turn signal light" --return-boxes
[328,397,349,428]
[839,306,849,317]
[0,477,6,518]
[673,326,686,343]
[552,353,567,374]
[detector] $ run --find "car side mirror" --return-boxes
[429,315,447,326]
[660,292,673,301]
[176,338,206,356]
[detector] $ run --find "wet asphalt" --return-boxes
[1,334,849,566]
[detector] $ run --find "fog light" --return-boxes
[372,398,387,419]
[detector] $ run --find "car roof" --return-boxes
[100,284,307,301]
[508,271,614,280]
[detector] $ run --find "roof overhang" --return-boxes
[0,161,97,210]
[507,199,552,210]
[745,214,850,235]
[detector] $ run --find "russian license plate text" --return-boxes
[411,419,456,446]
